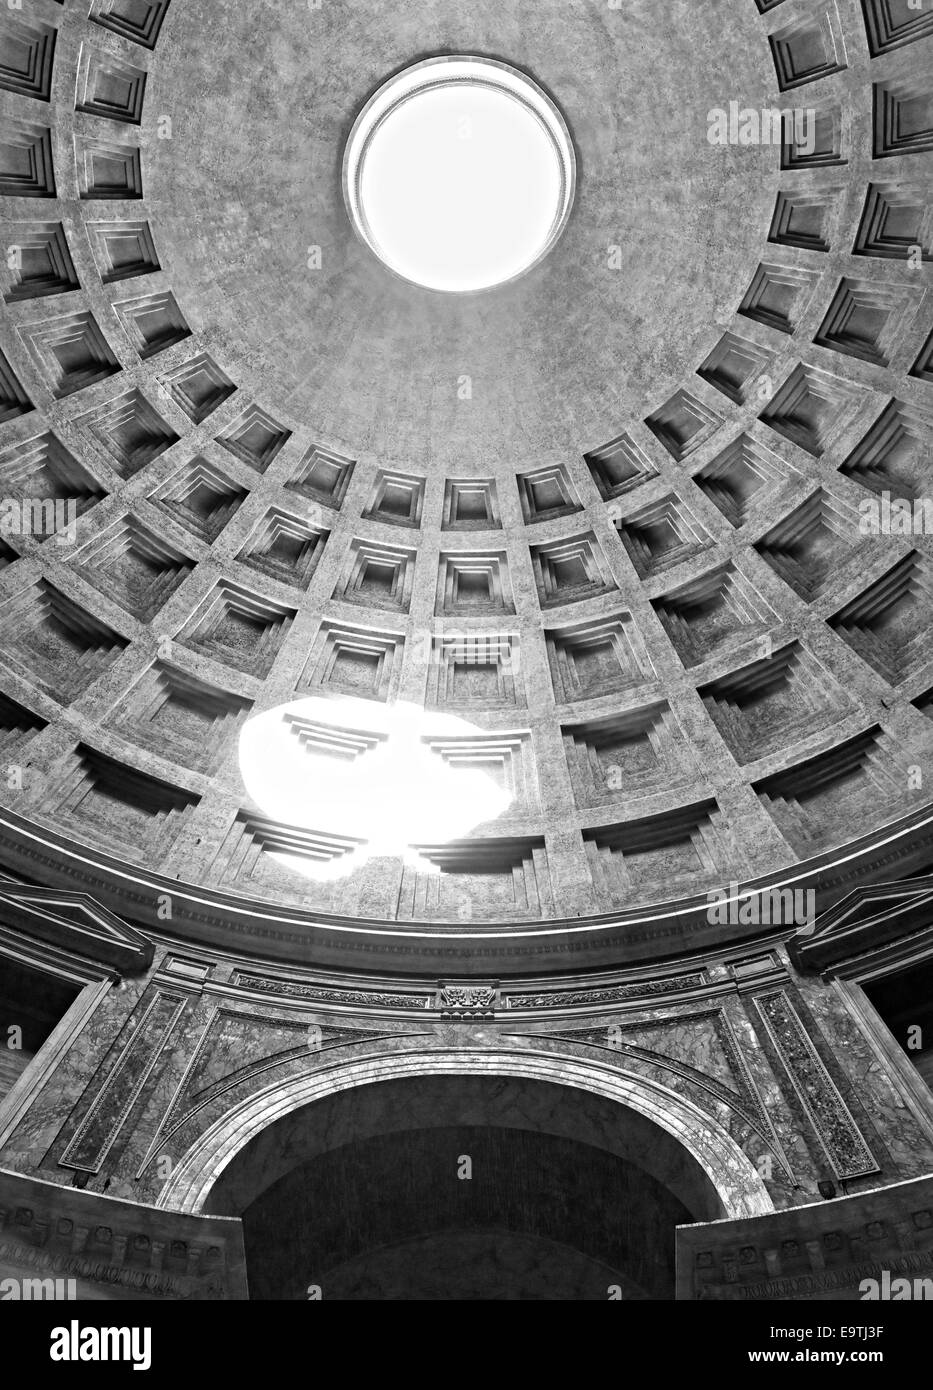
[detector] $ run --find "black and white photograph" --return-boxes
[0,0,931,1362]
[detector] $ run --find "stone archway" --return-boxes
[160,1053,773,1255]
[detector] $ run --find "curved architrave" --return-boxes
[1,803,932,976]
[157,1048,775,1220]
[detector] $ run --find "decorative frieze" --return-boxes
[505,975,703,1010]
[234,974,430,1011]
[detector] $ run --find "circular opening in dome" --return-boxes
[343,56,576,294]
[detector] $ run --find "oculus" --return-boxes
[343,56,576,294]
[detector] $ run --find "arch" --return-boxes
[158,1049,774,1219]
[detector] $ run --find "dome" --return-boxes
[0,0,931,1312]
[0,0,930,973]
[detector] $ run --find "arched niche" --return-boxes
[159,1051,772,1297]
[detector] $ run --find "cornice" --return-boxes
[0,804,930,977]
